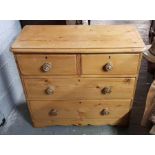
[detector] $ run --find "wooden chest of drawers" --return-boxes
[12,25,145,127]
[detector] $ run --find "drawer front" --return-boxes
[29,100,131,126]
[33,118,128,127]
[16,54,77,75]
[82,54,140,75]
[24,78,135,100]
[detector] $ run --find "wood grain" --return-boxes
[23,77,135,100]
[82,54,140,75]
[11,48,144,53]
[29,100,131,127]
[11,25,144,127]
[12,25,144,53]
[33,117,129,127]
[16,54,77,75]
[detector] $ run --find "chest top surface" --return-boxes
[12,25,145,53]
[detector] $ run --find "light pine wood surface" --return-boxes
[16,54,77,75]
[24,78,135,100]
[12,25,144,53]
[82,54,140,75]
[30,100,131,127]
[12,25,144,127]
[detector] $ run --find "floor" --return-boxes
[0,58,152,135]
[127,58,152,134]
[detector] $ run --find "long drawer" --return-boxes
[24,77,135,100]
[29,100,131,127]
[16,54,77,75]
[82,54,139,75]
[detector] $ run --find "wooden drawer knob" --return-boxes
[100,108,110,116]
[49,109,58,116]
[101,87,112,94]
[41,62,52,72]
[45,86,55,95]
[104,62,113,71]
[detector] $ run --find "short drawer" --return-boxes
[24,77,135,100]
[29,100,131,126]
[16,54,77,75]
[82,54,140,75]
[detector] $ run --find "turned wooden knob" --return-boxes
[49,109,58,116]
[45,86,55,95]
[100,108,110,116]
[104,62,113,71]
[41,62,52,72]
[101,87,112,94]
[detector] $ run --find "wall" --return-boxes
[89,20,151,45]
[0,20,24,124]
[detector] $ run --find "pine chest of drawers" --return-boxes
[12,25,145,127]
